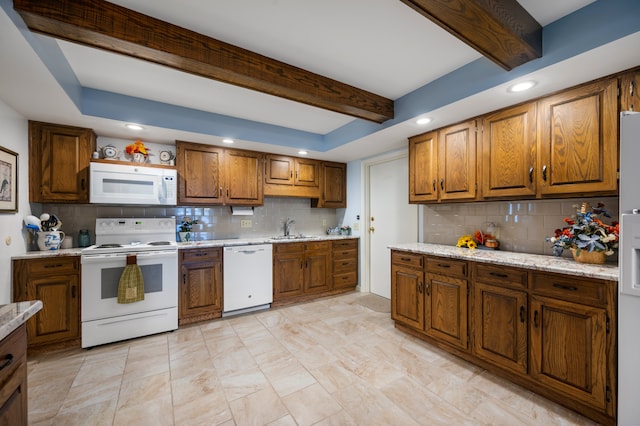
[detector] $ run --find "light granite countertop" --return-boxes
[388,242,618,281]
[0,301,42,341]
[11,236,359,259]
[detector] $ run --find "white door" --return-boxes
[367,155,418,298]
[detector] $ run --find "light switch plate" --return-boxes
[240,220,252,228]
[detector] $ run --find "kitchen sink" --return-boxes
[270,235,321,240]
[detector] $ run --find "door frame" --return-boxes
[361,149,420,294]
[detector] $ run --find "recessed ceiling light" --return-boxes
[508,81,536,93]
[125,123,143,131]
[222,138,234,144]
[416,117,432,125]
[298,150,308,155]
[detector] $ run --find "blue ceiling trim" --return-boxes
[82,88,324,149]
[324,0,640,148]
[1,0,82,108]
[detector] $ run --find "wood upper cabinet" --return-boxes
[620,69,640,112]
[537,78,618,196]
[179,248,222,326]
[264,154,320,198]
[481,102,537,198]
[28,121,96,203]
[409,131,438,202]
[530,295,608,411]
[438,120,478,201]
[176,141,263,205]
[313,162,347,208]
[12,257,80,347]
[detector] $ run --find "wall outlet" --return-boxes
[240,220,252,228]
[353,222,359,231]
[322,219,327,226]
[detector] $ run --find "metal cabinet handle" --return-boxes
[437,263,451,268]
[81,178,85,191]
[519,306,525,323]
[425,283,430,296]
[0,355,14,372]
[219,187,222,197]
[182,273,186,285]
[71,286,76,298]
[542,165,547,181]
[417,282,423,294]
[528,167,534,183]
[44,263,64,269]
[533,310,539,328]
[552,283,578,291]
[432,179,436,191]
[440,179,444,190]
[489,272,508,278]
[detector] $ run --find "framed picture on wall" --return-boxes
[0,146,18,213]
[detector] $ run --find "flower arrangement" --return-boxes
[456,234,477,249]
[125,140,149,156]
[546,202,619,257]
[341,225,351,235]
[178,216,198,232]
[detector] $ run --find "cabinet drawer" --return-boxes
[426,257,467,278]
[391,251,424,269]
[474,263,527,289]
[26,257,78,275]
[305,241,330,251]
[0,326,26,386]
[273,242,305,254]
[333,248,357,260]
[532,273,607,306]
[334,272,357,287]
[333,258,357,274]
[333,239,357,251]
[182,247,221,262]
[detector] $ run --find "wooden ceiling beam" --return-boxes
[400,0,542,70]
[13,0,394,123]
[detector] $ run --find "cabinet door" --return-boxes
[265,155,294,185]
[530,295,608,410]
[304,250,331,294]
[27,274,79,345]
[179,260,222,324]
[620,70,640,112]
[425,273,468,349]
[438,120,477,201]
[473,283,528,375]
[482,103,537,198]
[391,264,424,330]
[273,252,305,301]
[294,158,320,187]
[225,149,264,206]
[317,162,346,208]
[177,141,225,204]
[538,79,618,196]
[29,121,95,203]
[409,131,438,203]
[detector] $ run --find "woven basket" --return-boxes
[570,248,606,264]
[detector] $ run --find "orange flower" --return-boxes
[125,140,149,155]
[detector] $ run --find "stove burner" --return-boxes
[95,243,123,249]
[148,241,172,246]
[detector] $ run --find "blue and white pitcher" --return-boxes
[37,231,65,251]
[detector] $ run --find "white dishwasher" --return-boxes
[223,244,273,316]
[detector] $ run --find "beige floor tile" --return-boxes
[311,410,358,426]
[52,398,117,426]
[281,383,342,426]
[123,352,170,382]
[212,346,257,376]
[173,391,233,425]
[171,367,221,406]
[310,362,358,394]
[71,355,127,387]
[205,334,244,357]
[229,386,289,425]
[61,375,122,411]
[219,367,270,401]
[261,355,317,397]
[117,372,172,411]
[113,393,174,426]
[266,414,298,426]
[169,350,214,380]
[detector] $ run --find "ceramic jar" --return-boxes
[37,231,65,251]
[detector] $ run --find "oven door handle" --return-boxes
[81,251,177,264]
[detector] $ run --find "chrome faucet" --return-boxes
[284,217,295,236]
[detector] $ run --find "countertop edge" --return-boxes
[0,301,43,341]
[388,243,618,281]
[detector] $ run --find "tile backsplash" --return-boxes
[422,197,619,260]
[34,197,340,248]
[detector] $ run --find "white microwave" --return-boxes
[90,161,177,205]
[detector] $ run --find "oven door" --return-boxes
[81,250,178,322]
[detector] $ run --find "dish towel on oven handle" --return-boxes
[117,255,145,304]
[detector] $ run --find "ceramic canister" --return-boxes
[37,231,65,251]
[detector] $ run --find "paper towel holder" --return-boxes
[230,206,254,216]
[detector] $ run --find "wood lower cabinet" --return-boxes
[472,264,528,375]
[28,121,96,203]
[273,241,331,304]
[332,239,358,290]
[0,325,27,426]
[12,257,80,348]
[179,248,223,325]
[391,250,617,425]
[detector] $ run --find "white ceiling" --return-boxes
[3,0,639,162]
